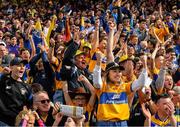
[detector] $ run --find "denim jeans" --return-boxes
[97,120,128,127]
[0,121,9,127]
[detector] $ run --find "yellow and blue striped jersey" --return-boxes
[151,113,171,127]
[96,82,132,121]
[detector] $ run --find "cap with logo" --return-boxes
[105,61,124,73]
[10,57,28,66]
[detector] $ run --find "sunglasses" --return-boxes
[37,99,50,104]
[74,97,86,100]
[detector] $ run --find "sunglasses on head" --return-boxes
[38,99,50,104]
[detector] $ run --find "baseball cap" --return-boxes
[119,55,135,63]
[74,50,85,57]
[10,57,28,66]
[166,12,172,16]
[105,62,124,73]
[0,41,6,47]
[83,42,92,49]
[68,87,91,100]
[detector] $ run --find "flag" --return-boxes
[35,19,42,31]
[46,15,57,46]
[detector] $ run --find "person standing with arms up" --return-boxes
[93,21,150,126]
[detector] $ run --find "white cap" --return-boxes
[0,41,6,47]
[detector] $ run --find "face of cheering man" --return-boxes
[74,53,87,70]
[33,91,51,113]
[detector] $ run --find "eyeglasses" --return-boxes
[37,99,50,104]
[74,97,86,100]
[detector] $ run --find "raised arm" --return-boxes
[153,26,162,44]
[48,38,58,65]
[78,74,96,108]
[117,0,123,25]
[113,24,123,49]
[65,16,71,42]
[29,53,41,76]
[162,21,169,35]
[62,81,73,105]
[93,52,103,89]
[92,19,100,51]
[38,44,54,80]
[28,35,36,59]
[159,3,163,19]
[155,60,167,94]
[131,55,148,92]
[107,21,116,63]
[62,29,80,66]
[141,103,151,127]
[151,39,160,70]
[41,32,48,49]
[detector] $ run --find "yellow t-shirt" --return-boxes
[88,49,106,73]
[96,82,132,121]
[51,57,63,90]
[153,27,169,43]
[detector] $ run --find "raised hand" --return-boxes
[117,0,122,7]
[37,44,45,52]
[108,21,116,30]
[21,106,30,121]
[62,81,68,92]
[32,111,40,120]
[166,101,175,117]
[118,24,123,32]
[28,34,33,40]
[95,19,100,29]
[74,115,86,127]
[22,113,30,121]
[54,112,63,122]
[2,67,11,74]
[140,55,147,69]
[52,102,61,117]
[50,38,55,47]
[141,103,151,119]
[73,26,80,44]
[96,51,103,65]
[78,74,88,83]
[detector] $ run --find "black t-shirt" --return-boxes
[0,74,33,126]
[128,93,146,126]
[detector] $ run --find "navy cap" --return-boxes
[166,12,172,16]
[10,57,28,66]
[85,19,91,23]
[105,62,124,73]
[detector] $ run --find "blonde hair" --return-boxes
[15,110,35,127]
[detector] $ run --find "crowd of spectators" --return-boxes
[0,0,179,126]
